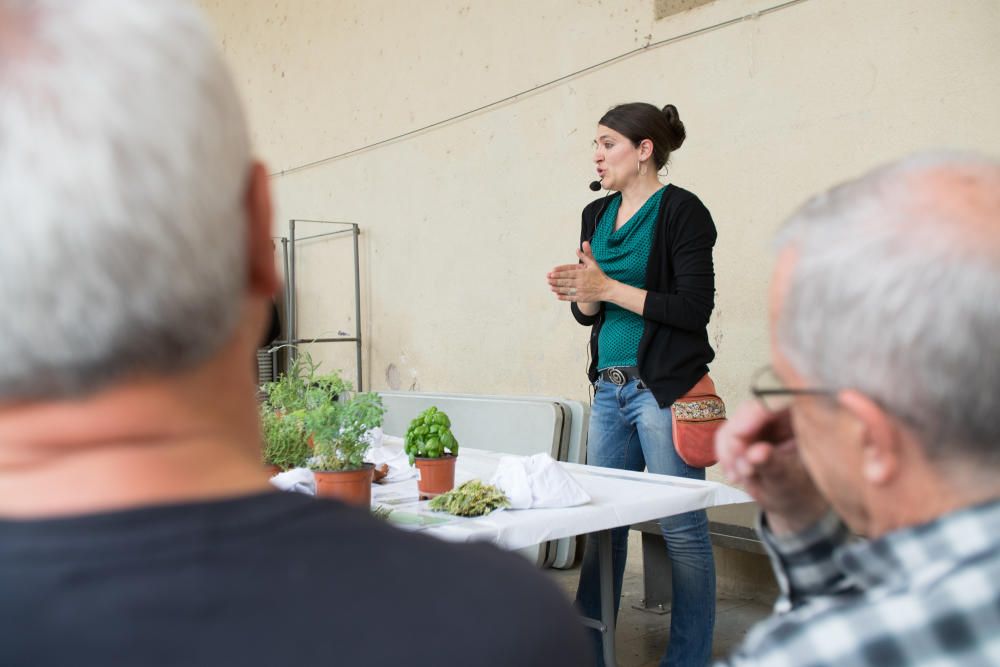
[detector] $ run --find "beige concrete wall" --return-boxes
[200,0,1000,414]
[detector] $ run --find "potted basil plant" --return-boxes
[404,406,460,499]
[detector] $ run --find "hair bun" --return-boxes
[661,104,686,151]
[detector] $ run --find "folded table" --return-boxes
[372,447,750,667]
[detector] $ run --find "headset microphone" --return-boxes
[589,180,602,191]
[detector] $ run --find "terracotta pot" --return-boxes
[314,463,374,507]
[264,464,282,477]
[414,455,457,500]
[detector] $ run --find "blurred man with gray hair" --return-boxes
[0,2,589,665]
[717,152,1000,665]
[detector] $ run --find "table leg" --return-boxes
[579,530,618,667]
[598,529,617,667]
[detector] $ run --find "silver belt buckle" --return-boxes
[608,367,627,385]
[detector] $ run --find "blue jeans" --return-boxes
[575,378,716,667]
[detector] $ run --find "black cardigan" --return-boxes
[570,184,717,407]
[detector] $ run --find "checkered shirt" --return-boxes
[720,499,1000,666]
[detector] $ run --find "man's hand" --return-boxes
[716,401,830,535]
[547,242,612,302]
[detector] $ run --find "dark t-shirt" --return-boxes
[0,491,592,666]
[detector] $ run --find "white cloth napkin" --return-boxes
[270,467,316,495]
[490,453,591,509]
[362,426,384,449]
[365,433,416,482]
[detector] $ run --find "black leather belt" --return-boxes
[598,366,643,386]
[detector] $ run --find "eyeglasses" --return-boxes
[750,365,835,412]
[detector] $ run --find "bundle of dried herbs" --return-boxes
[427,480,510,517]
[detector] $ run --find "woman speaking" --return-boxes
[547,103,718,667]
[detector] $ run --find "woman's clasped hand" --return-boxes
[546,241,610,302]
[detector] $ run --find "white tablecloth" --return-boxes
[373,448,750,551]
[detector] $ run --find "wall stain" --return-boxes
[385,363,401,390]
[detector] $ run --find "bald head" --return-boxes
[900,156,1000,262]
[773,152,1000,467]
[0,5,33,62]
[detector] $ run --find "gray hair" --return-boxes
[775,152,1000,465]
[0,0,251,400]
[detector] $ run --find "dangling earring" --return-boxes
[636,160,642,177]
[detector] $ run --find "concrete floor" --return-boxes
[546,533,773,666]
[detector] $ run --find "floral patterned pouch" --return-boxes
[671,374,727,468]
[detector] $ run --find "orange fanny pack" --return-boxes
[671,374,726,468]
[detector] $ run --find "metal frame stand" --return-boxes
[271,219,363,390]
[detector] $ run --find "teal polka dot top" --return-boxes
[592,187,665,370]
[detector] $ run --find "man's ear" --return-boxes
[838,389,901,486]
[245,161,279,298]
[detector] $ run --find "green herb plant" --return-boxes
[306,391,385,472]
[404,406,459,465]
[259,351,352,470]
[261,352,351,414]
[260,407,310,471]
[428,480,510,517]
